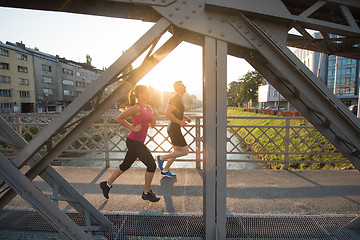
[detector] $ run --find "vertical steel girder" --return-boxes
[1,0,360,237]
[203,36,227,240]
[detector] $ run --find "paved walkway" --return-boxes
[5,166,360,217]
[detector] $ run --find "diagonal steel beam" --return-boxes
[0,153,92,240]
[8,17,171,171]
[227,14,360,169]
[0,29,183,208]
[0,117,113,228]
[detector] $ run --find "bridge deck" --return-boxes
[2,167,360,239]
[5,166,360,215]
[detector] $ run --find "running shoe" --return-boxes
[160,170,176,178]
[100,181,112,199]
[142,190,160,202]
[157,155,164,170]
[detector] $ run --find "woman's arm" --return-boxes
[149,106,158,128]
[115,105,142,132]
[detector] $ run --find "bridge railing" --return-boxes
[0,114,349,170]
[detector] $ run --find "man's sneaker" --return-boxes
[157,155,164,170]
[142,190,160,202]
[160,170,176,178]
[100,181,112,199]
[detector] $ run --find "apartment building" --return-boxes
[258,32,359,109]
[1,41,102,113]
[293,32,359,106]
[0,41,35,113]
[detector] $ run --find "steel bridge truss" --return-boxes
[0,0,360,239]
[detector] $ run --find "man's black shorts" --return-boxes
[167,123,187,147]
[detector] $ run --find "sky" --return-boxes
[0,6,254,99]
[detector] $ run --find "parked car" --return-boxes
[265,106,278,110]
[265,106,287,111]
[348,105,358,115]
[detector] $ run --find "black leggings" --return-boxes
[119,138,156,173]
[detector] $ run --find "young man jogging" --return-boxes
[157,81,191,178]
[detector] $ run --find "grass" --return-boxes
[227,107,352,170]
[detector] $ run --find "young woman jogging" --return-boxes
[100,85,160,202]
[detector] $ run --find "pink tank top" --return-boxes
[128,104,153,142]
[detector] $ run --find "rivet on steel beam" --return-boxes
[257,42,262,46]
[176,7,180,11]
[208,29,212,33]
[251,36,255,40]
[231,17,236,22]
[169,13,173,17]
[186,15,189,19]
[199,4,203,8]
[161,0,165,2]
[244,29,249,34]
[182,0,187,4]
[179,21,184,25]
[238,24,242,28]
[192,10,196,13]
[221,33,225,37]
[208,15,212,20]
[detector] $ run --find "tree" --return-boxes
[227,81,241,107]
[227,70,262,107]
[86,54,92,65]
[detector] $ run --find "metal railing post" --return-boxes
[15,116,21,135]
[196,117,201,169]
[284,118,290,170]
[103,117,110,168]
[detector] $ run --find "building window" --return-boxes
[63,68,74,75]
[0,48,9,57]
[76,72,85,78]
[19,78,29,85]
[1,102,12,109]
[63,79,74,85]
[76,81,85,87]
[19,91,30,97]
[0,75,10,83]
[17,53,27,61]
[64,90,75,96]
[18,66,28,73]
[42,77,53,83]
[0,89,11,97]
[43,88,54,96]
[42,64,52,72]
[0,62,9,70]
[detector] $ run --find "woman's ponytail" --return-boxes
[128,90,136,106]
[128,85,148,107]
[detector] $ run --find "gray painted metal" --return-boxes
[1,0,360,237]
[0,153,92,240]
[202,37,227,239]
[0,117,112,229]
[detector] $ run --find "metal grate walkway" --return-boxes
[0,209,359,239]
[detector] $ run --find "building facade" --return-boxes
[293,32,359,106]
[0,41,102,113]
[0,41,36,113]
[258,32,359,109]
